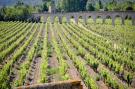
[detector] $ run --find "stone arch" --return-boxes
[86,15,93,24]
[32,12,135,25]
[86,15,92,19]
[110,14,121,26]
[105,15,112,19]
[96,15,104,24]
[131,15,135,25]
[78,15,85,24]
[91,15,97,23]
[104,15,112,24]
[114,14,123,25]
[61,16,67,23]
[124,14,135,25]
[70,15,75,23]
[53,16,59,23]
[69,15,78,24]
[50,15,62,24]
[114,15,121,19]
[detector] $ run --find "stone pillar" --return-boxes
[131,15,135,25]
[92,16,96,23]
[50,16,54,24]
[83,16,87,24]
[58,16,62,24]
[121,18,125,25]
[74,16,78,24]
[112,18,115,26]
[66,16,70,23]
[132,19,135,25]
[44,16,48,23]
[102,18,106,24]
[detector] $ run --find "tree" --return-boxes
[56,0,81,12]
[80,0,88,11]
[16,0,24,6]
[95,0,103,11]
[86,1,95,11]
[0,6,6,20]
[106,0,117,11]
[99,0,103,9]
[0,5,33,21]
[42,2,48,11]
[95,2,100,11]
[0,11,3,21]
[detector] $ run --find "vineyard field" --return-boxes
[0,19,135,89]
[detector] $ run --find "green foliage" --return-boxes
[43,2,48,11]
[56,0,83,12]
[0,4,35,21]
[51,23,70,81]
[95,2,100,11]
[57,23,99,89]
[95,0,103,11]
[16,0,24,6]
[106,0,135,11]
[40,23,49,83]
[56,0,135,11]
[0,6,28,21]
[86,1,95,11]
[40,0,52,12]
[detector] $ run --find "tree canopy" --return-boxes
[0,0,135,21]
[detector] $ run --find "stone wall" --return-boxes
[32,11,135,26]
[17,80,82,89]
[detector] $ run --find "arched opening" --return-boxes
[54,16,59,23]
[105,15,112,25]
[46,16,50,23]
[114,15,121,25]
[40,16,44,23]
[87,16,93,24]
[96,16,102,24]
[62,16,67,23]
[40,16,49,23]
[125,15,132,25]
[78,16,83,23]
[70,16,75,23]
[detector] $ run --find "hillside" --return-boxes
[0,0,43,6]
[88,0,135,4]
[1,0,135,6]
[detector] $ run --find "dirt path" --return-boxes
[48,52,60,82]
[79,56,108,89]
[32,57,41,84]
[25,24,45,85]
[30,24,46,84]
[59,23,108,89]
[48,23,60,82]
[53,23,88,89]
[9,24,39,86]
[25,57,41,84]
[65,54,88,89]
